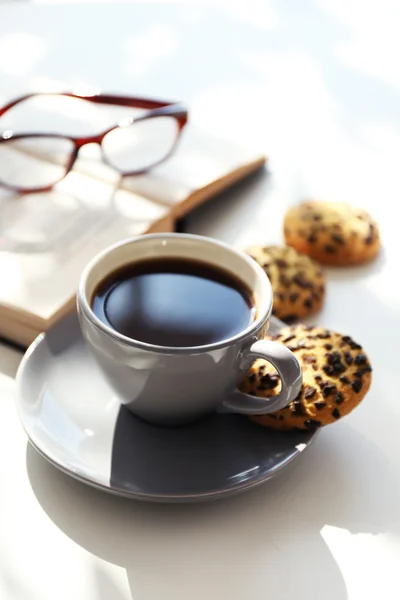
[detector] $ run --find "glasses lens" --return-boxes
[0,136,74,190]
[102,116,179,173]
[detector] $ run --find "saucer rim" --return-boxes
[27,431,318,503]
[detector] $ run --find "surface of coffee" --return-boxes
[92,257,256,347]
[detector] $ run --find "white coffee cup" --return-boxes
[77,233,302,425]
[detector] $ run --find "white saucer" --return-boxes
[15,314,317,502]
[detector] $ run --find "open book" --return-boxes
[0,124,265,346]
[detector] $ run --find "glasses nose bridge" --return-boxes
[74,133,105,150]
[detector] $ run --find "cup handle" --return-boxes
[223,340,303,415]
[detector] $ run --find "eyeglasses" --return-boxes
[0,92,188,194]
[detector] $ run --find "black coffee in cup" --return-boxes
[91,257,256,347]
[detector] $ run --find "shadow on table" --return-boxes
[26,420,400,600]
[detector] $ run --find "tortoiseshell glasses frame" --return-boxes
[0,92,188,194]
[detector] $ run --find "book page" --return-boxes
[59,127,266,209]
[0,170,169,325]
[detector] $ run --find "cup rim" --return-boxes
[78,233,272,354]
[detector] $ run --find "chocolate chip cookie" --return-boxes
[240,324,372,430]
[245,245,325,320]
[284,201,380,265]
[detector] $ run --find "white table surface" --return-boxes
[1,2,400,599]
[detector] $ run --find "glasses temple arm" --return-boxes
[0,92,179,118]
[75,93,175,110]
